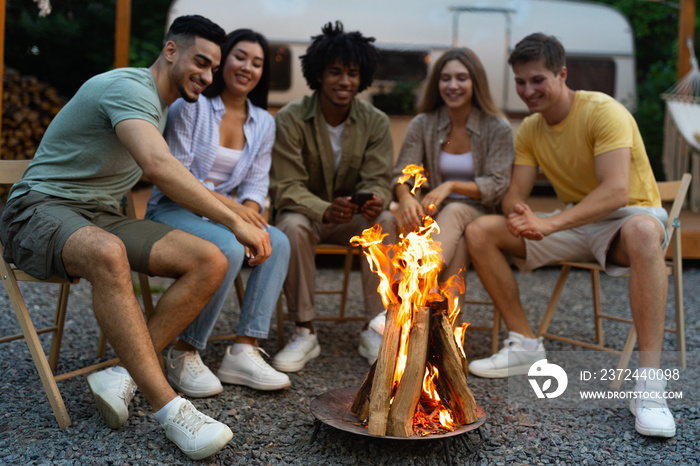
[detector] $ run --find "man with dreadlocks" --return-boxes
[270,21,395,371]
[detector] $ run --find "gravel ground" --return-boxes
[1,261,698,465]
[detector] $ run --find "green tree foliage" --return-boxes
[6,0,172,98]
[593,0,699,180]
[373,81,419,116]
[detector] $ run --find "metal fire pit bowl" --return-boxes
[309,386,487,464]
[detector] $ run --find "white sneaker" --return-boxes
[629,378,676,437]
[271,327,321,372]
[165,347,223,398]
[161,398,233,460]
[86,367,137,429]
[217,345,291,390]
[358,329,383,364]
[468,331,545,378]
[368,311,386,335]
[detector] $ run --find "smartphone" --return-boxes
[350,192,373,210]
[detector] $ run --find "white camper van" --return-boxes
[166,0,636,115]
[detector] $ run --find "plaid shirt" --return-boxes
[392,106,514,211]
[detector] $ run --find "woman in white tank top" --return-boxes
[391,48,514,298]
[145,29,292,395]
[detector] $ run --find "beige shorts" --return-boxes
[517,205,668,277]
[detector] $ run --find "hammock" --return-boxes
[661,38,700,211]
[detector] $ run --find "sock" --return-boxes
[231,343,254,355]
[635,367,660,391]
[112,365,129,375]
[153,396,183,423]
[522,337,541,351]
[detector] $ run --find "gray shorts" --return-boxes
[1,191,174,280]
[516,205,668,277]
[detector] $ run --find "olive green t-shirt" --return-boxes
[9,68,167,210]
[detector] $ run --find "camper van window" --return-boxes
[565,57,616,97]
[269,44,292,91]
[374,50,429,82]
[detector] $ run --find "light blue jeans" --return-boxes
[145,200,290,349]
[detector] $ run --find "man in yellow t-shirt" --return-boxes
[465,33,675,438]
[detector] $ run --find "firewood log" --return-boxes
[429,310,479,424]
[386,305,430,437]
[351,360,376,421]
[367,304,401,436]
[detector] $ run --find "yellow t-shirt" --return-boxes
[515,91,660,207]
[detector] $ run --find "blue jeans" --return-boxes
[145,200,290,349]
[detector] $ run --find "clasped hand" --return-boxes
[507,203,548,241]
[230,202,269,231]
[229,202,270,264]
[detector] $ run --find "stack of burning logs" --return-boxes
[349,165,479,438]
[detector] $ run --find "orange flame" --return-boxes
[439,273,465,325]
[454,323,469,359]
[420,365,457,431]
[439,408,455,428]
[350,225,396,308]
[393,319,412,393]
[422,365,440,401]
[397,164,428,195]
[352,216,443,392]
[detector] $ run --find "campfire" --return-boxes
[349,165,479,438]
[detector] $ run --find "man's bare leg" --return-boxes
[62,226,176,410]
[65,225,236,453]
[608,215,675,437]
[466,215,534,338]
[607,215,667,369]
[465,215,547,378]
[142,229,228,353]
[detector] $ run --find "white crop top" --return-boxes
[439,150,474,199]
[207,146,243,184]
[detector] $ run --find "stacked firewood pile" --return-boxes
[2,67,65,160]
[1,67,65,197]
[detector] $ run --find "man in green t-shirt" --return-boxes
[0,15,271,460]
[465,33,676,438]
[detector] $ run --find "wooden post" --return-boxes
[386,305,430,437]
[0,0,6,154]
[367,304,401,436]
[677,0,696,79]
[115,0,131,69]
